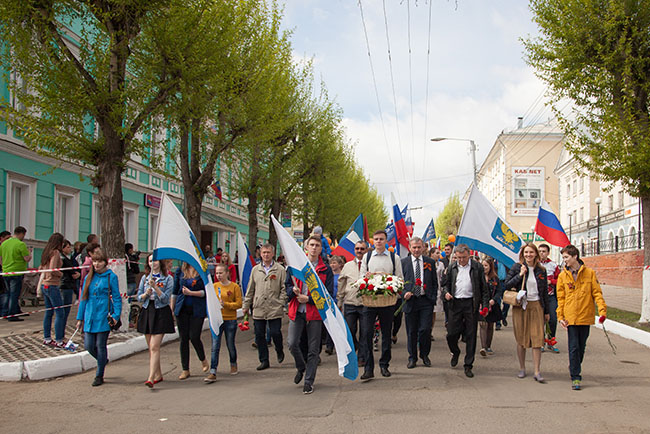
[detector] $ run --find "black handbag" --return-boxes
[485,303,502,323]
[107,281,122,331]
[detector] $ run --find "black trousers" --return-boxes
[362,305,393,373]
[344,304,365,361]
[392,303,403,337]
[404,298,434,362]
[176,305,206,370]
[446,298,478,369]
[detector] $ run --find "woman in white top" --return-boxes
[504,243,550,383]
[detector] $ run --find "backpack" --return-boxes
[365,250,396,275]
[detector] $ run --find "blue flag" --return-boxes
[422,219,436,244]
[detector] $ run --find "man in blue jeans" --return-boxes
[0,226,32,321]
[539,244,560,353]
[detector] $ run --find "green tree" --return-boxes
[0,1,180,256]
[524,0,650,322]
[434,193,464,247]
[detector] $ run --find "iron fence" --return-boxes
[581,232,644,257]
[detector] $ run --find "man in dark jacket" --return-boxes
[441,243,488,378]
[401,237,438,368]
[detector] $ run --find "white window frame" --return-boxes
[54,187,79,241]
[92,198,102,237]
[148,209,159,252]
[6,173,36,235]
[123,202,139,246]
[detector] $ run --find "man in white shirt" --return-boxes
[337,241,368,365]
[359,230,403,380]
[441,244,488,378]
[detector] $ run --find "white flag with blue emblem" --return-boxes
[456,186,522,268]
[153,193,223,336]
[271,215,358,380]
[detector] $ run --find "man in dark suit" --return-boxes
[401,237,438,368]
[441,243,488,378]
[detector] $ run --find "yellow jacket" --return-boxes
[216,281,242,321]
[556,264,607,325]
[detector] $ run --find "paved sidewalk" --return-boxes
[600,284,643,314]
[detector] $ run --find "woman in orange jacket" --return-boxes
[556,245,607,391]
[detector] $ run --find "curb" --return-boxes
[0,310,241,382]
[593,316,650,349]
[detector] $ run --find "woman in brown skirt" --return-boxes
[505,243,550,383]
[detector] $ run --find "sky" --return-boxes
[282,0,553,234]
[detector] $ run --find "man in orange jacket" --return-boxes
[556,244,607,391]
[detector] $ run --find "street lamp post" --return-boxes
[430,137,478,185]
[595,197,602,255]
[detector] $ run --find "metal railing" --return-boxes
[581,232,644,257]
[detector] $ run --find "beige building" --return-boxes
[474,118,565,240]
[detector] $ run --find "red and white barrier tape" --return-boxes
[0,292,131,320]
[0,265,90,277]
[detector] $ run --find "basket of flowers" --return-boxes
[352,274,404,307]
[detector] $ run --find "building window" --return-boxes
[123,203,138,245]
[579,177,584,193]
[148,210,159,251]
[608,194,614,212]
[54,188,79,241]
[572,179,577,197]
[92,199,102,237]
[618,191,624,209]
[566,183,571,199]
[6,174,36,234]
[579,207,584,222]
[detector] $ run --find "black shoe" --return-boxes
[360,371,374,380]
[407,360,416,369]
[380,367,391,377]
[422,356,432,367]
[450,352,460,368]
[325,347,334,355]
[294,370,304,384]
[303,383,314,394]
[92,376,104,387]
[256,361,270,371]
[464,367,474,378]
[7,317,24,322]
[502,318,508,327]
[277,351,285,364]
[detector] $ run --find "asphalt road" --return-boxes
[2,319,650,434]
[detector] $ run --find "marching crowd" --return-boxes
[0,224,606,393]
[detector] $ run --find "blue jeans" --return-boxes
[4,276,23,318]
[567,325,590,381]
[547,292,558,338]
[210,319,238,373]
[61,288,74,329]
[42,285,65,342]
[85,331,110,377]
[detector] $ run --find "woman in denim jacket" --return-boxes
[136,254,175,388]
[76,248,121,387]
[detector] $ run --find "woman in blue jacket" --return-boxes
[171,263,208,379]
[76,248,121,387]
[137,254,175,387]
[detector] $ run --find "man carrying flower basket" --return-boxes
[358,230,403,380]
[401,237,438,369]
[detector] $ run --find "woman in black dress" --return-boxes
[136,255,175,387]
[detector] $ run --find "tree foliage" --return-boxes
[433,193,464,246]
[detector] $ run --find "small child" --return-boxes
[204,263,242,383]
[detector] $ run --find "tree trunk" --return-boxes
[640,195,650,323]
[268,195,282,251]
[247,191,259,249]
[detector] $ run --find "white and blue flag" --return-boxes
[271,215,358,381]
[456,186,522,268]
[422,219,436,244]
[153,193,223,337]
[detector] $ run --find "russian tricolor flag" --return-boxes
[331,214,365,261]
[392,194,410,259]
[534,200,570,247]
[237,232,255,295]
